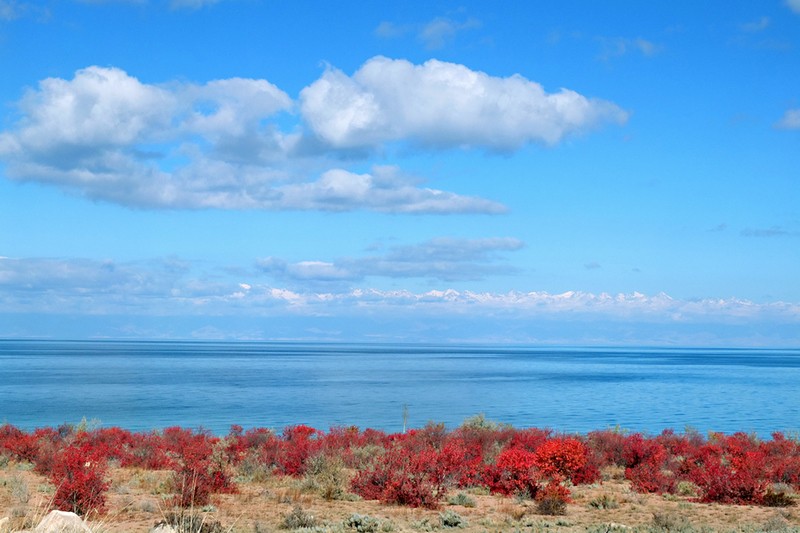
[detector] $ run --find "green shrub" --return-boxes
[349,445,384,469]
[156,510,224,533]
[282,506,318,530]
[676,480,699,497]
[236,451,272,483]
[586,526,631,533]
[447,492,476,507]
[651,511,693,532]
[345,513,380,533]
[460,414,499,431]
[305,455,348,501]
[439,510,467,528]
[588,494,619,509]
[761,514,793,532]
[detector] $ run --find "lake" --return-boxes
[1,340,798,437]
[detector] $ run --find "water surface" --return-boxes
[1,340,797,436]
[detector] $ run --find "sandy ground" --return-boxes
[1,461,797,532]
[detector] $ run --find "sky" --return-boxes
[0,0,798,346]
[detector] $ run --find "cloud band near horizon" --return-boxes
[1,255,797,327]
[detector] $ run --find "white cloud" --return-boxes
[170,0,220,8]
[787,0,800,14]
[374,15,481,49]
[0,0,20,20]
[741,226,798,238]
[776,108,800,129]
[2,256,798,342]
[597,37,662,60]
[304,289,800,324]
[741,16,770,32]
[6,67,175,156]
[258,237,524,283]
[78,0,146,4]
[276,167,506,213]
[0,256,181,313]
[0,0,48,22]
[418,17,481,49]
[374,21,409,39]
[300,56,628,150]
[0,65,505,213]
[181,77,293,137]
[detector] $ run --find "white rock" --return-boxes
[33,510,92,533]
[149,525,178,533]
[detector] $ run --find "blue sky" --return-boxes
[0,0,798,346]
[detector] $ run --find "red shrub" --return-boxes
[417,422,449,450]
[31,428,65,477]
[50,443,109,517]
[654,429,693,458]
[350,442,458,508]
[0,424,39,463]
[509,428,552,453]
[764,433,800,487]
[320,426,365,467]
[534,437,593,483]
[587,429,627,467]
[221,425,249,465]
[483,446,541,497]
[627,460,676,494]
[441,438,485,488]
[686,444,768,504]
[277,425,323,476]
[537,475,573,504]
[360,428,391,447]
[168,429,237,508]
[622,434,666,469]
[454,424,514,463]
[621,434,676,494]
[122,431,172,469]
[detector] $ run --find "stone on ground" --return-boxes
[33,510,92,533]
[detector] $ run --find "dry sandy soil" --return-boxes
[1,461,798,532]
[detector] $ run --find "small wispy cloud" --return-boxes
[0,0,48,21]
[75,0,147,4]
[741,226,798,238]
[596,36,662,61]
[258,237,524,284]
[75,0,223,7]
[708,223,728,232]
[776,108,800,129]
[0,0,20,20]
[740,16,770,33]
[170,0,221,9]
[584,262,602,270]
[374,21,409,39]
[786,0,800,14]
[375,15,481,50]
[418,16,481,49]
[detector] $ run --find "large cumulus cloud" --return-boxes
[300,56,628,150]
[0,58,627,211]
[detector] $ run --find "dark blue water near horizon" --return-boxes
[1,340,798,437]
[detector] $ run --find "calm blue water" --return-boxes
[0,340,798,437]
